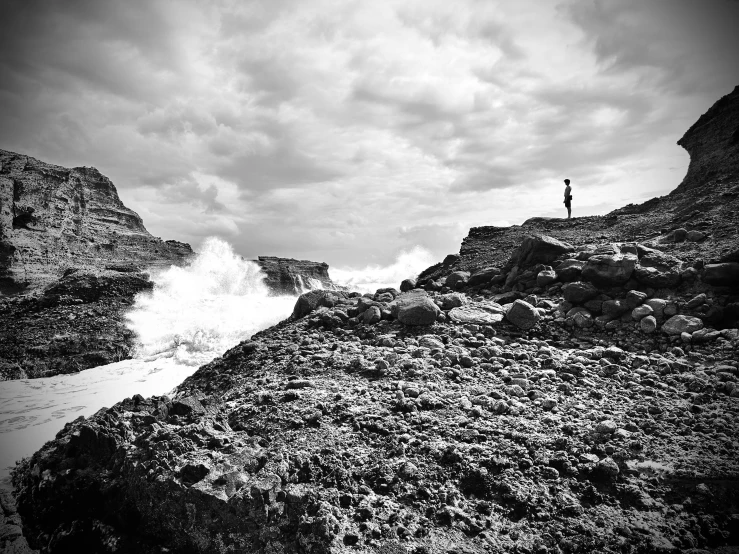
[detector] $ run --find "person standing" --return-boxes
[563,179,572,219]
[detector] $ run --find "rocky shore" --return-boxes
[5,88,739,553]
[10,231,739,552]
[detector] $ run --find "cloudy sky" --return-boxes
[1,0,738,268]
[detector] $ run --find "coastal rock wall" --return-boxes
[0,149,192,292]
[255,256,338,295]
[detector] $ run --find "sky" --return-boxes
[1,0,738,269]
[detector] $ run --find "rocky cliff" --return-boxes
[255,256,339,295]
[676,85,739,193]
[0,149,193,293]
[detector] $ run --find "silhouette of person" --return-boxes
[563,179,572,219]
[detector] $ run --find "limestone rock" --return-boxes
[662,315,704,336]
[448,303,505,325]
[640,315,658,333]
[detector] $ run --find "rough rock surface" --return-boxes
[0,268,153,379]
[9,84,739,554]
[255,256,340,295]
[0,149,193,292]
[675,85,739,193]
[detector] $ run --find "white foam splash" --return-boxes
[0,237,296,486]
[330,246,434,294]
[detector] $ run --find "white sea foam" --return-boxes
[331,246,434,293]
[0,237,295,487]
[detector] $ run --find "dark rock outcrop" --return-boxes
[676,85,739,192]
[0,149,192,293]
[255,256,338,295]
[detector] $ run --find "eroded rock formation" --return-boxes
[0,149,192,292]
[255,256,338,295]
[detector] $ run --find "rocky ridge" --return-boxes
[7,89,739,552]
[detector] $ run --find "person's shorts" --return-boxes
[564,200,571,207]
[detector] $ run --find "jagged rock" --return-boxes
[633,250,683,288]
[702,263,739,287]
[562,281,598,304]
[395,291,440,325]
[582,246,637,286]
[508,234,574,269]
[448,303,504,325]
[662,315,704,335]
[505,299,539,329]
[0,149,192,292]
[254,256,337,295]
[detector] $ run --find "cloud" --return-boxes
[0,0,737,268]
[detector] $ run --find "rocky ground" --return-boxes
[0,268,152,380]
[9,229,739,553]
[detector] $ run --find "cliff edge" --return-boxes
[0,149,193,293]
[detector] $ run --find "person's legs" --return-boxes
[567,205,571,218]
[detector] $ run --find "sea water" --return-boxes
[0,239,432,488]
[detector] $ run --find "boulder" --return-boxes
[562,282,598,304]
[445,271,470,289]
[362,306,382,324]
[505,300,540,330]
[399,278,417,292]
[644,298,667,319]
[293,290,347,318]
[631,305,654,321]
[662,315,704,336]
[508,235,574,269]
[438,292,467,309]
[555,259,585,282]
[396,292,440,326]
[633,250,683,288]
[702,263,739,287]
[582,248,637,286]
[640,315,658,334]
[536,267,558,287]
[467,267,501,287]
